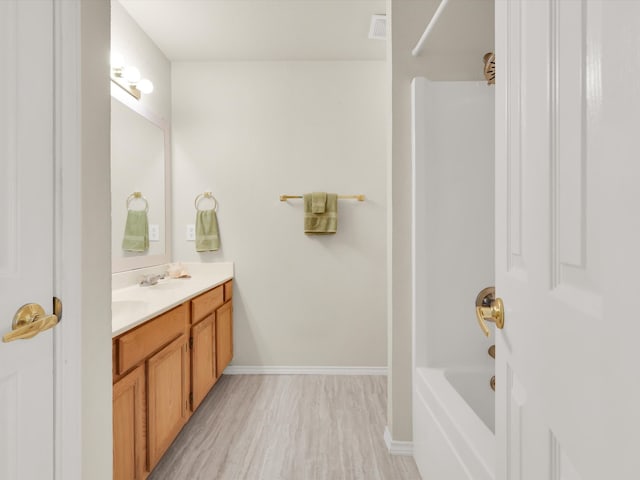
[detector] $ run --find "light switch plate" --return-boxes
[149,224,160,242]
[186,224,195,241]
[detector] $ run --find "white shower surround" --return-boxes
[414,367,495,479]
[411,78,496,479]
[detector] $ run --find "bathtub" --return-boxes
[413,367,495,480]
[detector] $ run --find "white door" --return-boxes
[495,1,640,478]
[0,1,56,479]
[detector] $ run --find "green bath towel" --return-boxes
[196,209,220,252]
[122,210,149,252]
[304,193,337,234]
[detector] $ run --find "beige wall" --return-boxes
[171,61,388,368]
[386,0,444,442]
[80,1,112,478]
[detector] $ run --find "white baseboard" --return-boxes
[223,365,388,376]
[384,426,414,456]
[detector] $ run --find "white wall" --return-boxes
[412,79,495,370]
[111,0,171,121]
[172,61,387,367]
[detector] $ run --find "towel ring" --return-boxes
[195,192,218,212]
[126,192,149,212]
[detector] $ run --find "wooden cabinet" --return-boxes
[191,313,216,410]
[116,305,188,376]
[216,301,233,378]
[113,365,145,480]
[113,302,189,478]
[113,280,233,478]
[190,281,234,408]
[147,333,190,469]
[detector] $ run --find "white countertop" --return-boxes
[112,262,234,337]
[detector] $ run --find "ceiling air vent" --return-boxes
[369,14,386,40]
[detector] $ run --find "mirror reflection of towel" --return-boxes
[196,209,220,252]
[122,210,149,252]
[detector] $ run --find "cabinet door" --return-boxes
[147,334,189,470]
[215,301,233,378]
[113,365,146,480]
[191,313,216,411]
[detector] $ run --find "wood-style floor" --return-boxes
[148,375,421,480]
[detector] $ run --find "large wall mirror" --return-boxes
[111,84,171,272]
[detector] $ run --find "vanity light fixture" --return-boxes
[110,52,154,100]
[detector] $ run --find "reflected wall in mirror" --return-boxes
[111,84,171,272]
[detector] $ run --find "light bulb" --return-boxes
[110,52,124,70]
[122,66,141,83]
[137,78,154,94]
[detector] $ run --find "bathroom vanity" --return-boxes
[112,264,233,480]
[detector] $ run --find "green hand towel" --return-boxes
[304,193,337,235]
[311,192,327,213]
[122,210,149,252]
[196,209,220,252]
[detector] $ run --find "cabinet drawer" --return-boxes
[224,280,233,302]
[116,303,188,375]
[191,285,224,324]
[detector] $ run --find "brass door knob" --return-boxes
[3,299,62,343]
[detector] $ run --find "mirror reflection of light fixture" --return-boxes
[110,52,154,100]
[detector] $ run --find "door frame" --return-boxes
[53,1,112,479]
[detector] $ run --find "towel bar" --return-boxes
[126,192,149,212]
[195,192,219,211]
[279,194,365,202]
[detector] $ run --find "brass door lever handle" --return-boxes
[476,298,504,337]
[475,287,505,337]
[3,299,62,343]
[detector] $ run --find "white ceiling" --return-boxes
[118,0,387,61]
